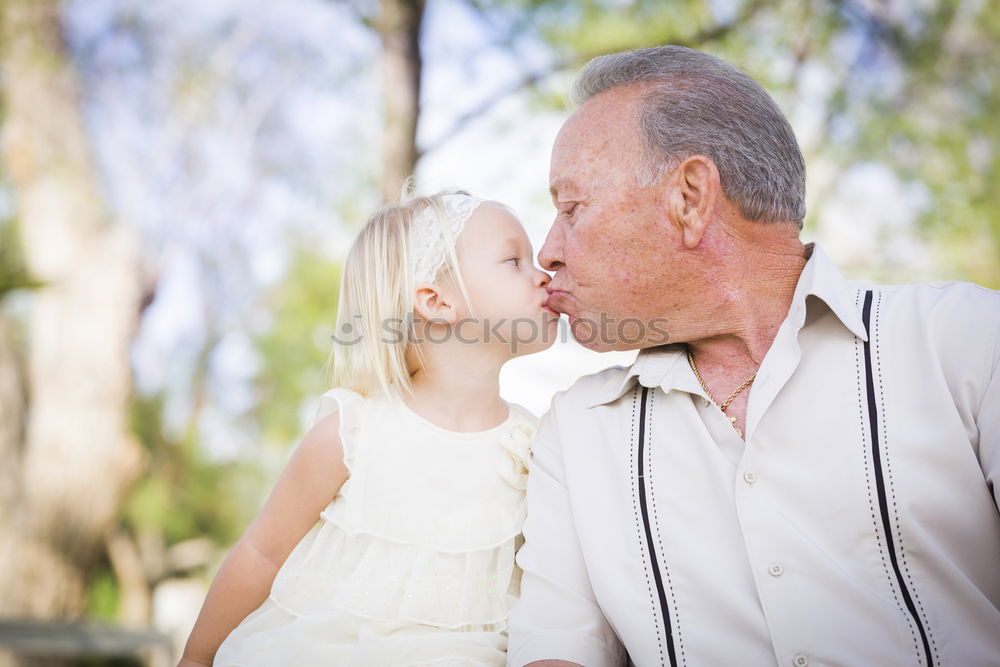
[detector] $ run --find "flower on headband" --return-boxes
[497,422,535,491]
[410,193,484,285]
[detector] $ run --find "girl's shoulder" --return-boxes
[502,402,540,452]
[505,401,539,428]
[314,386,366,418]
[311,387,371,469]
[311,387,416,450]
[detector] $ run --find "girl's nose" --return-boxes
[535,267,551,288]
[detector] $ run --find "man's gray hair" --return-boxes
[572,46,806,226]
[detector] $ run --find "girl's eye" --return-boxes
[505,257,521,267]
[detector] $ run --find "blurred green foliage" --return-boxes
[824,0,1000,286]
[79,247,342,624]
[82,389,266,621]
[0,217,43,299]
[78,658,143,667]
[87,566,120,621]
[127,392,255,547]
[486,0,1000,285]
[252,246,343,450]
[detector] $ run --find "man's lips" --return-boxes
[544,290,569,314]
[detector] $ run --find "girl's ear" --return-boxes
[413,283,459,324]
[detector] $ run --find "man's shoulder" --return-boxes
[855,277,992,299]
[533,364,635,450]
[856,280,1000,372]
[863,280,999,327]
[548,364,634,413]
[868,279,997,300]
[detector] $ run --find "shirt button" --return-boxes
[743,471,757,485]
[768,562,784,577]
[792,653,808,666]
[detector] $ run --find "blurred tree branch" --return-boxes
[420,0,766,160]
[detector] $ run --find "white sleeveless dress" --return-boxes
[213,388,536,667]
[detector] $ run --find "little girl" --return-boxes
[179,191,558,666]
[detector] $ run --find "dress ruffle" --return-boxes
[216,388,537,666]
[270,513,520,628]
[497,420,532,490]
[215,601,508,667]
[314,387,365,469]
[331,395,532,551]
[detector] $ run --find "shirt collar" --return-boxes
[793,242,868,341]
[582,242,867,409]
[580,345,686,409]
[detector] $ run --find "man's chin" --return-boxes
[568,317,623,352]
[575,339,617,353]
[573,338,647,353]
[568,314,671,352]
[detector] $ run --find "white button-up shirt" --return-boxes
[508,245,1000,667]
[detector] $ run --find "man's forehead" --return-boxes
[572,85,643,127]
[556,89,644,149]
[554,103,607,148]
[550,92,644,194]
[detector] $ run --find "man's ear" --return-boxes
[666,155,720,249]
[413,283,459,324]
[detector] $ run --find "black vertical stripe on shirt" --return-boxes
[637,385,678,667]
[862,289,934,667]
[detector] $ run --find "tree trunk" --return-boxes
[376,0,425,203]
[0,308,25,532]
[0,0,142,632]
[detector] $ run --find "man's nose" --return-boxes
[537,223,564,272]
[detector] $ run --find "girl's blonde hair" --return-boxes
[329,190,474,397]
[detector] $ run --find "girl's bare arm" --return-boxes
[178,411,349,666]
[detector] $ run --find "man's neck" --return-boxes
[687,221,808,369]
[677,224,807,439]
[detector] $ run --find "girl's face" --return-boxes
[453,203,559,356]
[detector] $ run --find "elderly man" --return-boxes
[508,46,1000,667]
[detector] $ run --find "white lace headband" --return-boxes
[409,193,484,284]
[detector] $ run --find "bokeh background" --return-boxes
[0,0,996,664]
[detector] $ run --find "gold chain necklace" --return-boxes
[687,349,757,438]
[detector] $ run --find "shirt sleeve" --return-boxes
[507,404,627,667]
[978,312,1000,512]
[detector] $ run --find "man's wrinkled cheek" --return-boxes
[613,269,636,288]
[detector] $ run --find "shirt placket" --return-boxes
[734,314,813,667]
